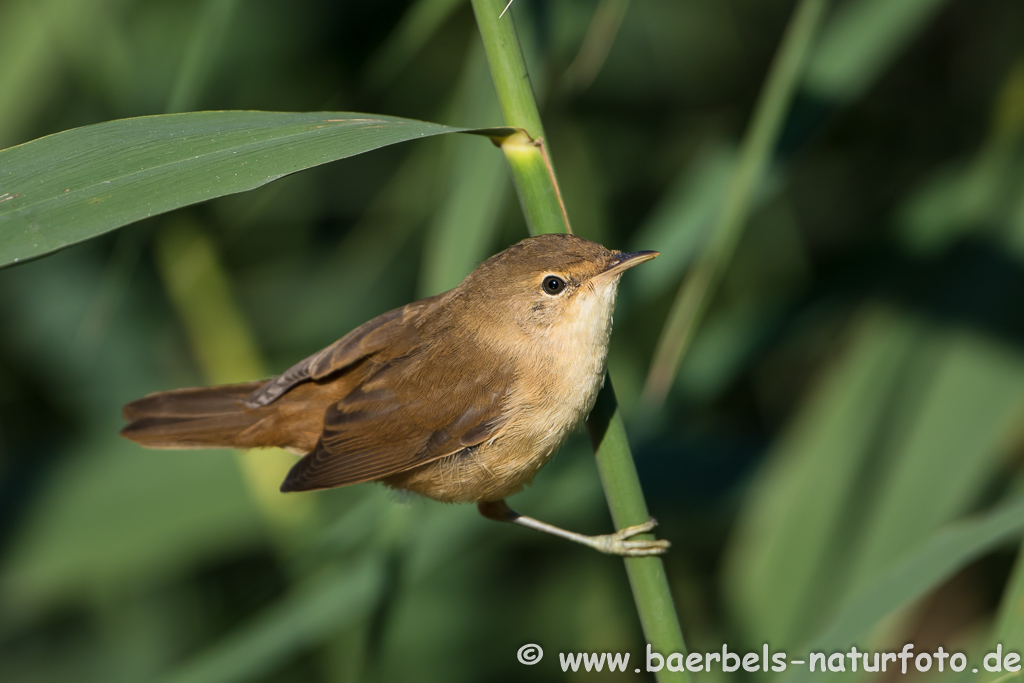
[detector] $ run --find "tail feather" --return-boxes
[122,382,261,420]
[121,382,268,449]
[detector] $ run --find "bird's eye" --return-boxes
[542,275,566,295]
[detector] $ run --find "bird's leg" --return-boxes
[477,499,670,557]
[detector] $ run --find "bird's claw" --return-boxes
[594,518,670,556]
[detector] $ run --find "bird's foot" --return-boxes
[589,518,670,556]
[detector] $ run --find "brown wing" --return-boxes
[279,340,512,492]
[245,293,445,408]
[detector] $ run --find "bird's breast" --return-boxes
[502,281,619,452]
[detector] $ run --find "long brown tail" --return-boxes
[121,382,268,449]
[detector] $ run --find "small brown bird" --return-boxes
[122,233,668,555]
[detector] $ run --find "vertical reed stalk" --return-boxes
[471,1,689,677]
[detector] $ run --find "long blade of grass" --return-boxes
[0,435,264,612]
[633,0,951,303]
[0,0,124,148]
[419,38,509,296]
[561,0,630,93]
[630,143,737,296]
[642,0,827,407]
[979,538,1024,683]
[0,112,512,268]
[364,0,467,90]
[779,492,1024,683]
[158,556,385,683]
[722,309,920,649]
[154,219,314,530]
[166,0,240,114]
[844,331,1024,593]
[803,0,950,103]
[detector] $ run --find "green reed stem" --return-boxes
[470,1,689,678]
[642,0,828,407]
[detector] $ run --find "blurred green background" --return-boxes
[3,0,1024,681]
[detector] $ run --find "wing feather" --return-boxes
[245,294,443,408]
[279,342,512,492]
[241,289,511,493]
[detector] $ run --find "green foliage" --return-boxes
[3,0,1024,681]
[645,0,827,405]
[0,112,507,267]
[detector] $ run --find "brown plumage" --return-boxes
[122,234,670,555]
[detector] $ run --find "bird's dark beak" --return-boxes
[595,250,659,281]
